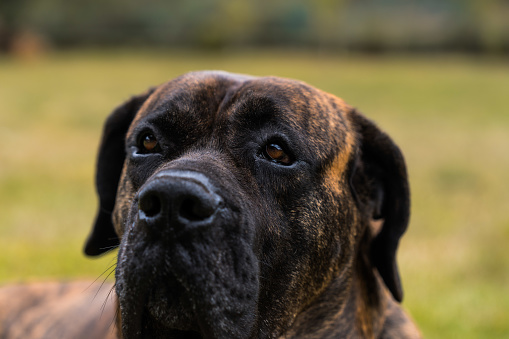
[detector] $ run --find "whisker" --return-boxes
[99,283,119,335]
[109,304,121,335]
[95,265,117,301]
[101,283,117,317]
[99,206,113,215]
[86,256,118,304]
[100,244,120,250]
[84,254,118,288]
[86,262,117,291]
[101,284,120,334]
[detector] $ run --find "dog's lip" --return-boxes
[145,278,195,330]
[118,288,147,339]
[121,285,199,338]
[118,257,205,337]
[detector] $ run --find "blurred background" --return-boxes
[1,0,508,338]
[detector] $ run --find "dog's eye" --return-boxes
[139,133,160,153]
[264,143,292,165]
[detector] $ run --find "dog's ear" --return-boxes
[84,90,154,256]
[349,110,410,302]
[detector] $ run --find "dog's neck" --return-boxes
[280,221,390,339]
[280,258,388,338]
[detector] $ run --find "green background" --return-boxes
[1,51,508,338]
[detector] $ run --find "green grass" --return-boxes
[1,50,508,338]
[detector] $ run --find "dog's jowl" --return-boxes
[0,71,420,339]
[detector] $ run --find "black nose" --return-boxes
[138,171,222,232]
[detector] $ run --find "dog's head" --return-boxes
[85,71,409,338]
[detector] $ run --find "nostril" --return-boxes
[139,192,162,218]
[179,196,215,222]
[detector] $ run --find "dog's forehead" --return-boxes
[128,71,355,162]
[228,76,352,130]
[133,71,350,121]
[129,71,246,126]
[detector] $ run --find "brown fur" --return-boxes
[0,281,117,339]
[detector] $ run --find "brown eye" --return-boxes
[141,133,159,152]
[265,143,292,165]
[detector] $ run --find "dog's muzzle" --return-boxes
[117,169,259,339]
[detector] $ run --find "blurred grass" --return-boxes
[1,50,508,338]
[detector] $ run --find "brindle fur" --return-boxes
[0,281,117,339]
[0,71,420,338]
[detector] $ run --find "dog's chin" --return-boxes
[117,271,201,338]
[141,312,202,339]
[121,273,258,339]
[145,282,197,332]
[122,284,203,339]
[140,313,203,339]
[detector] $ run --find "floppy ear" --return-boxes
[349,110,410,302]
[84,90,154,256]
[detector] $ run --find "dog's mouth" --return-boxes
[118,260,259,339]
[116,222,260,339]
[118,269,222,339]
[146,280,193,330]
[127,277,206,339]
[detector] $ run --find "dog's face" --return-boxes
[85,71,409,338]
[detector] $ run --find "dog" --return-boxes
[0,281,117,338]
[0,71,420,338]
